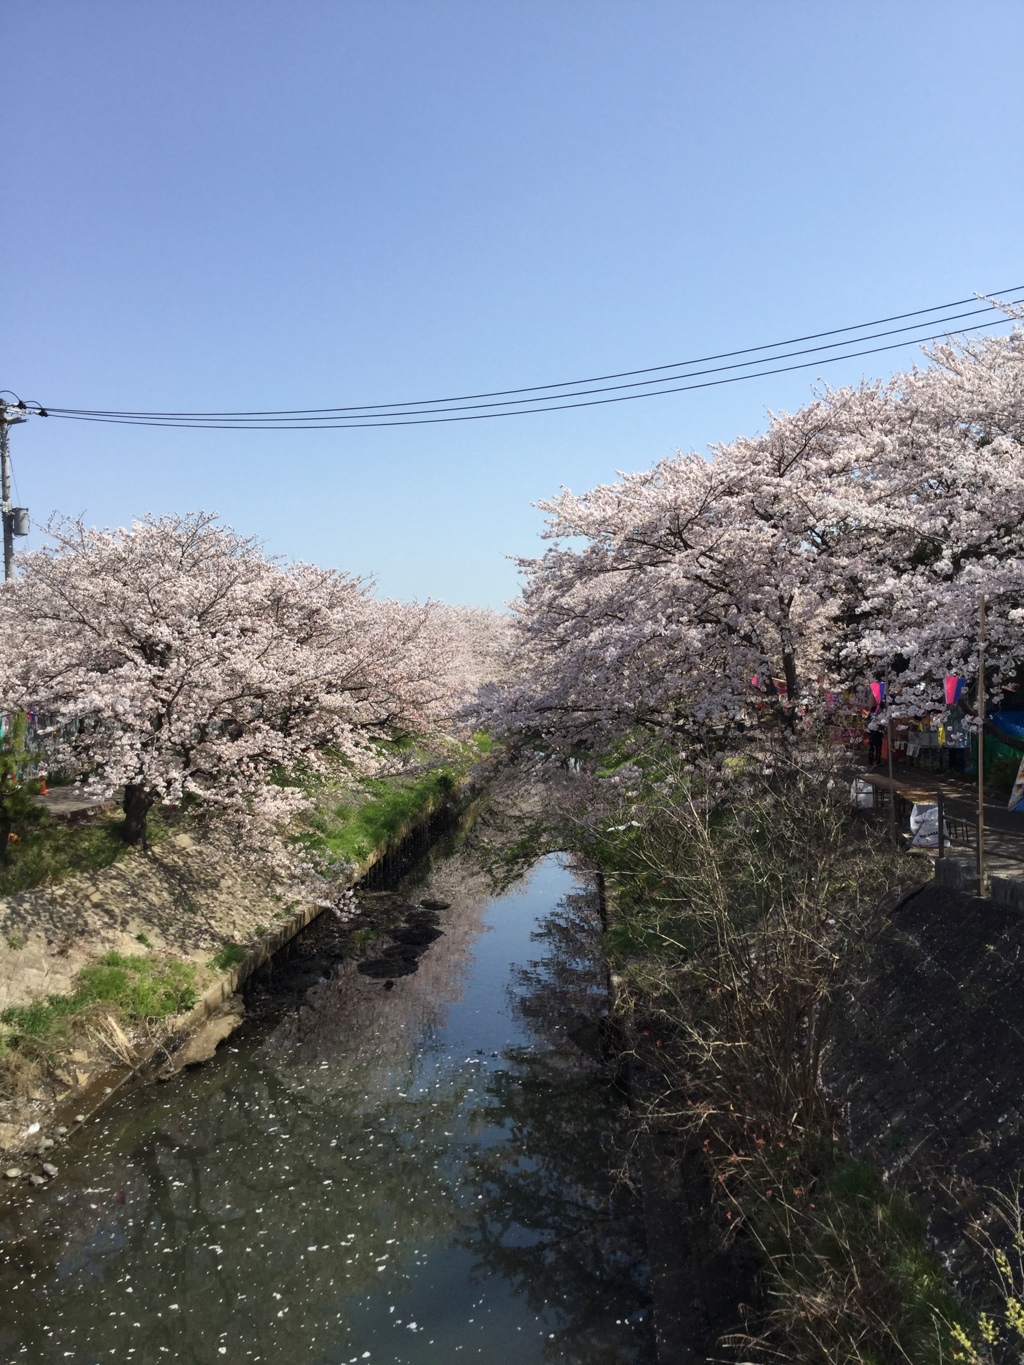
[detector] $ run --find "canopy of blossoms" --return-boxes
[487,312,1024,753]
[0,512,508,843]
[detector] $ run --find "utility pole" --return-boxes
[0,398,40,581]
[977,595,987,890]
[0,414,12,582]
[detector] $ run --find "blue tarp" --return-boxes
[991,712,1024,746]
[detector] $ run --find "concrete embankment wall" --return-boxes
[824,872,1024,1280]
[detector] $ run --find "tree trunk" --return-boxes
[782,648,799,703]
[122,784,153,848]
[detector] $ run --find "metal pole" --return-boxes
[977,596,987,889]
[1,415,12,582]
[937,787,944,860]
[886,674,897,837]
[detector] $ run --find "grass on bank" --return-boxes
[0,731,493,898]
[294,734,490,869]
[726,1148,974,1363]
[0,745,462,898]
[0,808,170,898]
[0,950,200,1065]
[210,942,246,971]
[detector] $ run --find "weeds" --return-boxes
[581,739,975,1362]
[721,1153,970,1363]
[210,942,245,971]
[0,950,199,1065]
[952,1185,1024,1363]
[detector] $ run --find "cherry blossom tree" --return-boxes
[491,399,869,749]
[831,318,1024,703]
[417,603,512,706]
[0,513,454,846]
[491,313,1024,753]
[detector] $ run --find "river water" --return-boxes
[0,835,654,1363]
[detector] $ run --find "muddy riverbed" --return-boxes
[0,830,654,1363]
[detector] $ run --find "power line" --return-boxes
[45,286,1023,421]
[25,287,1023,431]
[44,298,1024,430]
[40,311,1023,431]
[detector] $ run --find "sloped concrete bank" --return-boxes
[824,868,1024,1286]
[0,782,482,1168]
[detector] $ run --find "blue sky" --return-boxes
[3,1,1022,606]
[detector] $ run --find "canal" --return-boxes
[0,831,655,1363]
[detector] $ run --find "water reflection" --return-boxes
[0,830,652,1364]
[465,885,651,1364]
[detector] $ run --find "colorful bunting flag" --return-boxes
[944,675,965,706]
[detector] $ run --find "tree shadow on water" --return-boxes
[460,882,656,1364]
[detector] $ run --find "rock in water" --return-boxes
[358,956,417,979]
[173,1016,237,1069]
[391,925,444,947]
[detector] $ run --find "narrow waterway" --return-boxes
[0,838,654,1363]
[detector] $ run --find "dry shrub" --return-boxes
[591,740,968,1362]
[603,742,914,1136]
[86,1011,137,1067]
[0,1043,44,1102]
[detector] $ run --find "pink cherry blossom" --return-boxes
[0,512,505,846]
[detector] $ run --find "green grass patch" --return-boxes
[759,1157,969,1362]
[210,942,246,971]
[0,808,170,897]
[0,950,199,1059]
[294,758,466,862]
[269,735,492,871]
